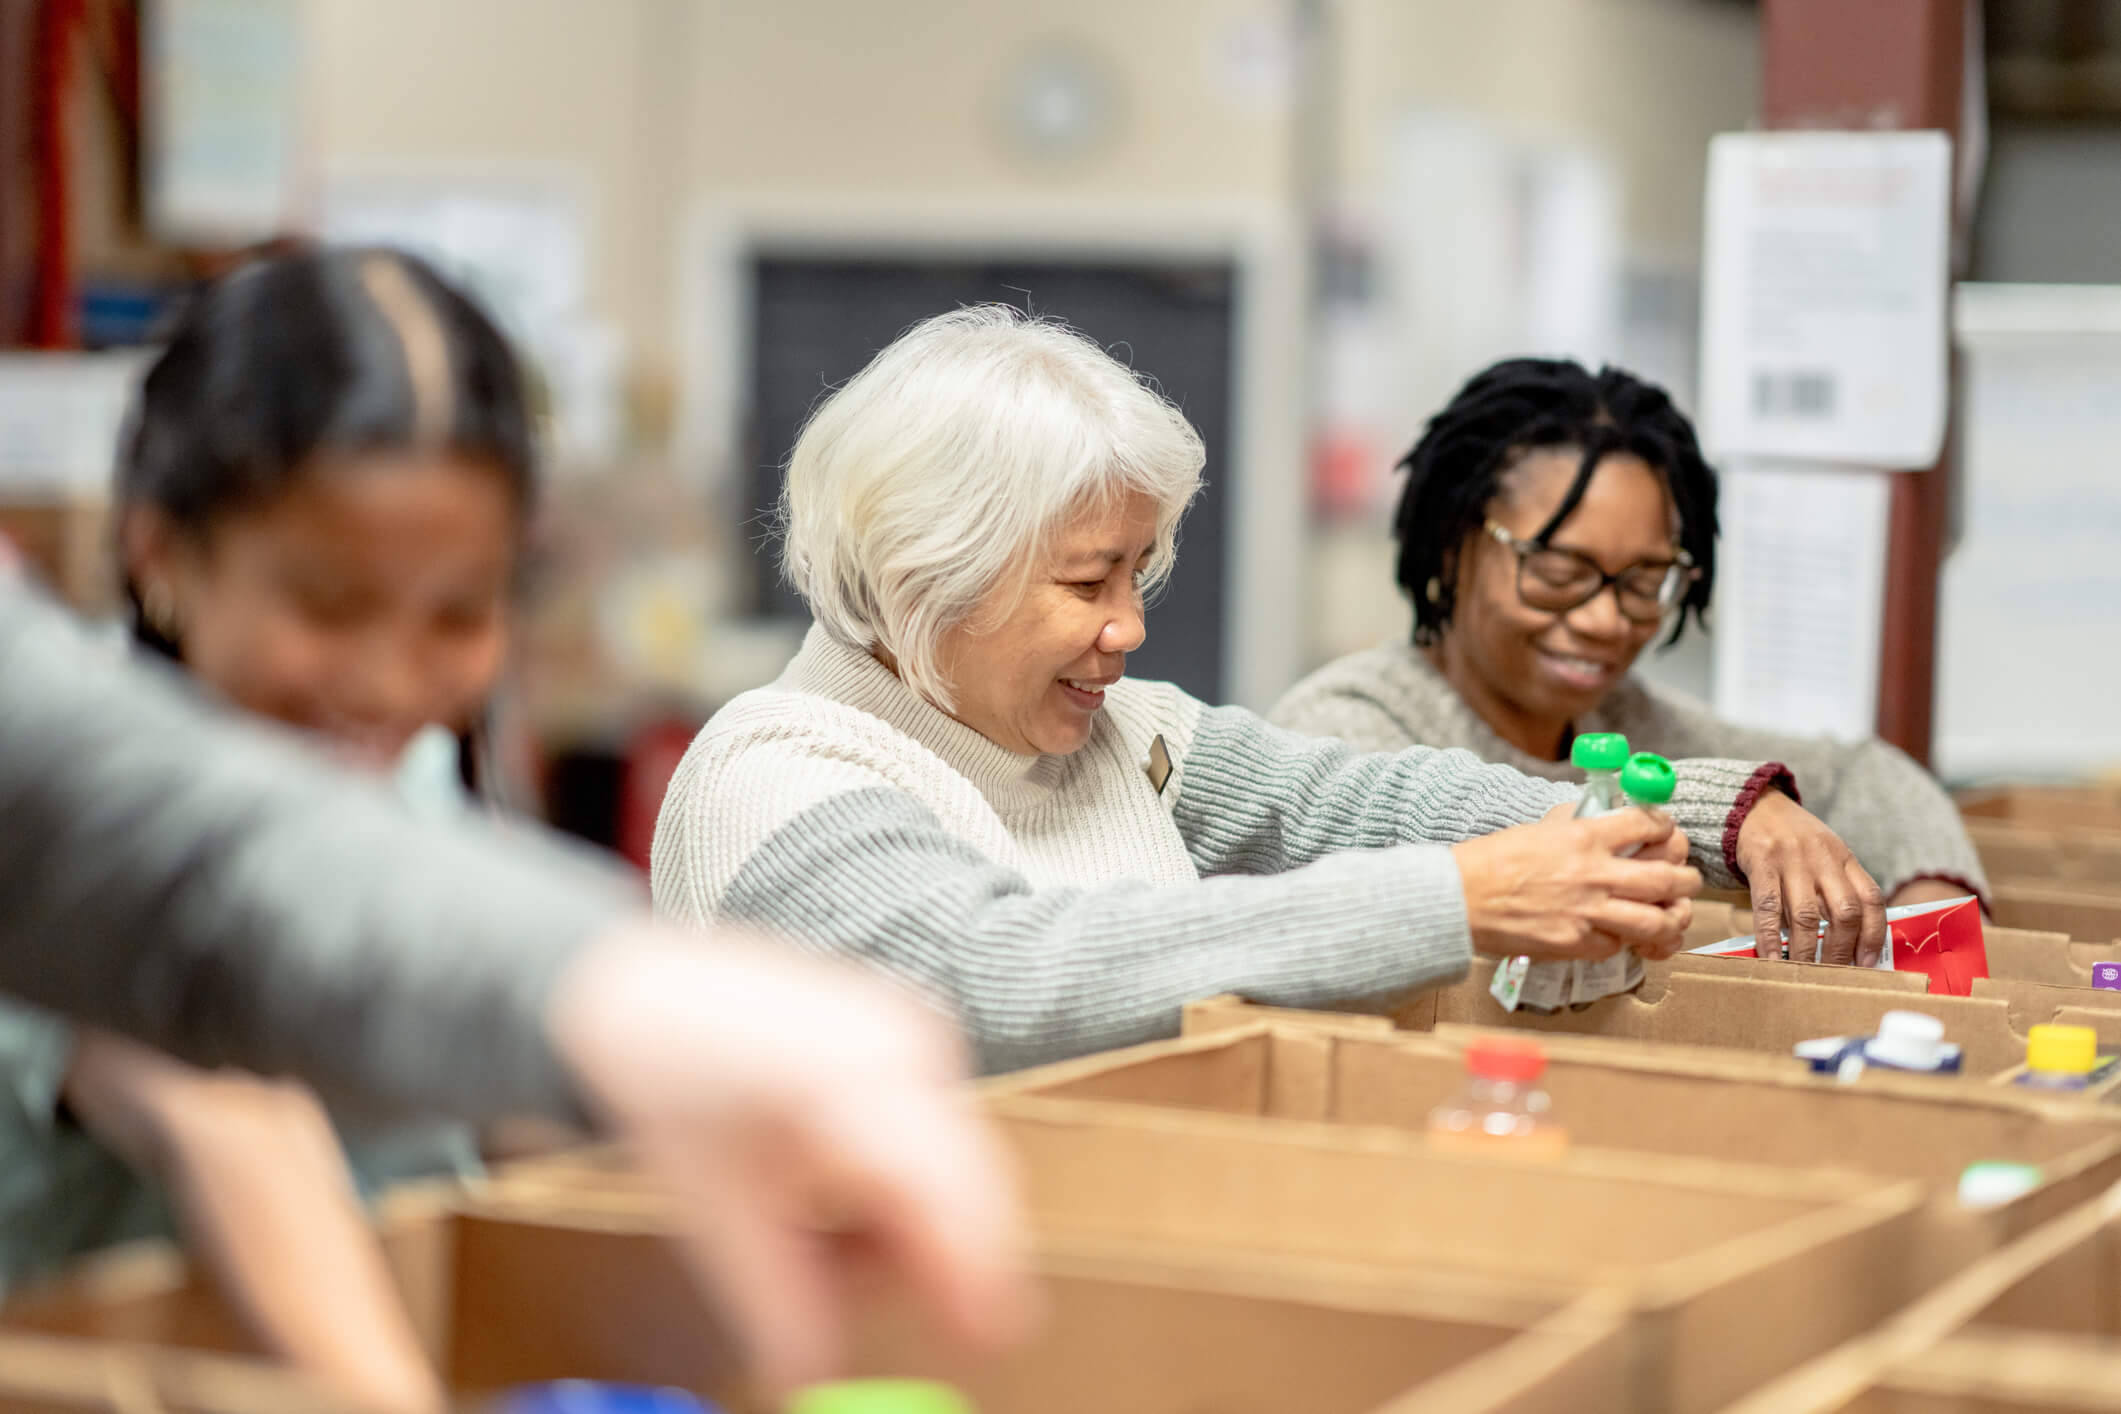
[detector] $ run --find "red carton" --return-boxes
[1886,894,1988,997]
[1692,895,1990,996]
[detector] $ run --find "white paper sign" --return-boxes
[1712,462,1892,741]
[144,0,306,244]
[1700,131,1952,469]
[0,353,152,497]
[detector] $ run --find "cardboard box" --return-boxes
[0,1331,379,1413]
[1991,881,2121,946]
[1980,926,2121,989]
[1724,1184,2121,1413]
[1332,955,2121,1077]
[1967,817,2121,890]
[1002,1023,2121,1286]
[1,1180,1640,1414]
[979,1079,1921,1414]
[1958,785,2121,838]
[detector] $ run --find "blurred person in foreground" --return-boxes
[1271,359,1982,963]
[0,572,1024,1401]
[0,245,555,1409]
[650,308,1882,1072]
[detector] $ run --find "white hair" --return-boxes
[779,305,1205,709]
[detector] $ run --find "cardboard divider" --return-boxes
[1958,785,2121,838]
[1990,881,2121,946]
[1723,1184,2121,1414]
[1183,946,2121,1077]
[1003,1024,2121,1285]
[0,1331,378,1414]
[1968,818,2121,889]
[1983,925,2121,988]
[3,1182,1646,1414]
[1421,960,2105,1076]
[982,1086,1920,1414]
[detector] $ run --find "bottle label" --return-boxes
[1490,956,1573,1011]
[1490,955,1530,1011]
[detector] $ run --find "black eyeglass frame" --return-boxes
[1481,519,1700,624]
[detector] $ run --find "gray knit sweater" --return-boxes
[1270,639,1987,903]
[651,625,1782,1073]
[0,581,636,1124]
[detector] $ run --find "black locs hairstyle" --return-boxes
[116,245,537,657]
[1391,357,1719,649]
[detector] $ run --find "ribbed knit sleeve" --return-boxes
[1270,645,1790,889]
[1177,703,1766,888]
[1173,705,1576,872]
[697,784,1472,1074]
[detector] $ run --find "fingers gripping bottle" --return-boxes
[1569,752,1678,1005]
[1490,733,1630,1013]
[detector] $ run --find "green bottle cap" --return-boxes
[1570,732,1629,772]
[786,1382,972,1414]
[1620,752,1675,805]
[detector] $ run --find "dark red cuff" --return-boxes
[1888,872,1992,918]
[1723,762,1798,884]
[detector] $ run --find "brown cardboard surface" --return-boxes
[1723,1184,2121,1414]
[1991,881,2121,945]
[1969,819,2121,890]
[1418,959,2042,1076]
[984,1086,1921,1414]
[0,1331,376,1414]
[1660,951,1931,994]
[1959,786,2121,838]
[1005,1025,2121,1286]
[1982,926,2121,988]
[4,1191,1640,1414]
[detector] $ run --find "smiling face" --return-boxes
[929,490,1158,757]
[126,449,521,770]
[1435,447,1679,760]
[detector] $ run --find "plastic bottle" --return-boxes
[2016,1024,2100,1090]
[1794,1009,1963,1081]
[786,1381,973,1414]
[1491,733,1630,1013]
[1570,751,1678,1006]
[500,1384,721,1414]
[1426,1037,1568,1160]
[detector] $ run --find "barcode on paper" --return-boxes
[1750,370,1837,420]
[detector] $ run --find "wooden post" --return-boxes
[1760,0,1968,766]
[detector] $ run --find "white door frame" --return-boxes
[674,191,1308,711]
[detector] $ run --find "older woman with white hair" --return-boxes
[652,306,1880,1073]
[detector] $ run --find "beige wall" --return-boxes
[311,0,1300,373]
[1338,0,1759,264]
[309,0,1758,365]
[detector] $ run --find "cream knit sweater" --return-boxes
[652,625,1779,1072]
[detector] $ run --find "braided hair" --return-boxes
[1391,357,1718,648]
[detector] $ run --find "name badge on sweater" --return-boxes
[1144,734,1173,796]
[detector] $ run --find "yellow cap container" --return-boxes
[2026,1024,2098,1077]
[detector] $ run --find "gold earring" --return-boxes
[1425,577,1443,605]
[141,583,181,639]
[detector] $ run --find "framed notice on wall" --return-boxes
[1698,130,1953,470]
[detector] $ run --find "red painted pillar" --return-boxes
[1760,0,1969,766]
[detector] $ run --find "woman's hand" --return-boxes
[64,1031,447,1414]
[549,924,1032,1397]
[1451,807,1700,963]
[1735,791,1887,966]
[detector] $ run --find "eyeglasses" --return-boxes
[1483,520,1698,624]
